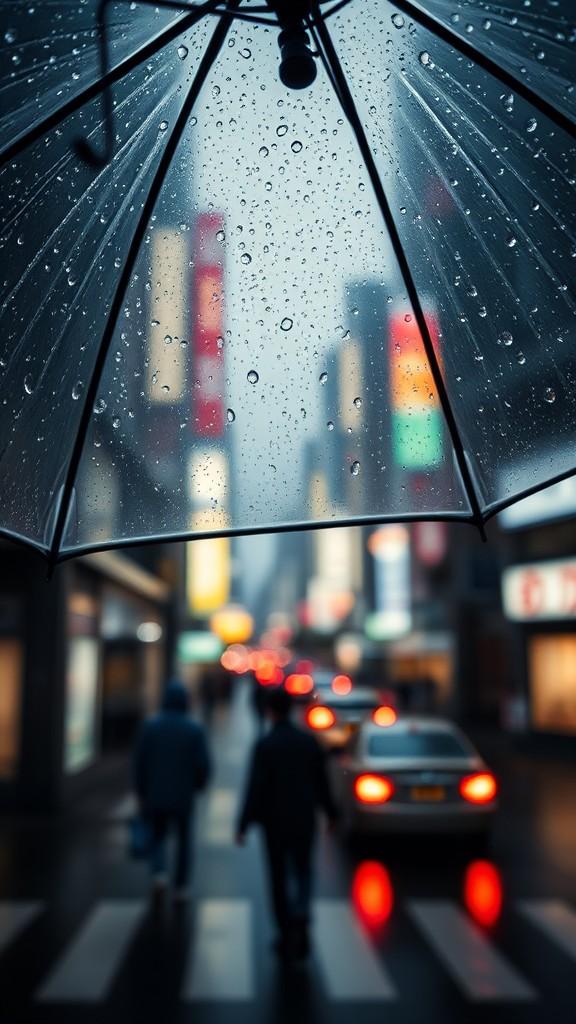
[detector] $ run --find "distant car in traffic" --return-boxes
[301,685,382,750]
[331,715,497,836]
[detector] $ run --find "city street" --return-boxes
[1,683,575,1024]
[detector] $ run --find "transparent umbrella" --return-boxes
[0,0,574,564]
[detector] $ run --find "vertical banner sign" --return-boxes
[390,311,443,468]
[192,213,225,436]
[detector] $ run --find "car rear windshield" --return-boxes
[367,732,470,758]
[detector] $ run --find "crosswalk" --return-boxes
[1,897,576,1005]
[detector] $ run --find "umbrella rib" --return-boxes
[47,5,239,567]
[387,0,575,140]
[310,5,487,535]
[0,0,222,168]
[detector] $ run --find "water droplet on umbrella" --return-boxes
[216,229,225,243]
[159,120,168,132]
[17,235,24,246]
[350,460,361,476]
[280,317,293,331]
[72,381,84,400]
[319,372,328,384]
[392,12,404,27]
[353,397,362,408]
[217,336,224,349]
[241,253,252,265]
[259,146,269,157]
[94,398,107,414]
[419,51,432,66]
[525,117,537,133]
[498,330,513,346]
[506,235,517,248]
[544,387,556,404]
[327,421,334,431]
[24,374,34,395]
[164,334,172,344]
[67,273,77,286]
[516,352,526,365]
[276,124,288,137]
[240,48,251,58]
[112,416,121,429]
[227,408,235,423]
[291,140,303,153]
[4,29,17,43]
[177,44,188,60]
[212,85,220,97]
[161,384,170,393]
[247,370,259,384]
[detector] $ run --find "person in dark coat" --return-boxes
[133,680,210,898]
[236,686,337,959]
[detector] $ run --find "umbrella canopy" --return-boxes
[0,0,575,563]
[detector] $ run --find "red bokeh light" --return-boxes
[285,673,314,696]
[332,674,353,696]
[372,705,398,728]
[354,774,394,804]
[459,773,497,805]
[464,861,503,928]
[306,705,336,730]
[352,861,394,931]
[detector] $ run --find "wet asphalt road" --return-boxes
[1,683,576,1024]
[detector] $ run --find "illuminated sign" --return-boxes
[186,536,230,616]
[366,525,411,639]
[500,475,576,530]
[147,229,188,402]
[177,631,223,664]
[502,558,576,621]
[390,312,442,468]
[192,213,225,436]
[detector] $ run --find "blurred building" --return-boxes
[0,541,183,812]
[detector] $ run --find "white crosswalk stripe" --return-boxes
[314,901,397,1000]
[37,901,145,1002]
[0,902,43,956]
[519,900,576,962]
[409,901,536,1001]
[183,900,253,1001]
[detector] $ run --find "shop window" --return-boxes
[529,634,576,734]
[0,639,23,778]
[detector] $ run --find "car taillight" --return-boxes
[459,772,497,805]
[306,705,336,730]
[354,774,394,804]
[332,674,352,695]
[372,705,397,727]
[285,673,314,695]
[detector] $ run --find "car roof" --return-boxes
[360,715,468,737]
[321,686,380,705]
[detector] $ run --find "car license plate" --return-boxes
[411,785,446,802]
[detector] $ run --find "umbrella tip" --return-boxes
[278,26,317,90]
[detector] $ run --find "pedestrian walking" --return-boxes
[133,679,211,901]
[236,686,337,960]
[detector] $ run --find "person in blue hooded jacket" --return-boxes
[133,679,211,898]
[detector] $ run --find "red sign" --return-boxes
[192,213,225,436]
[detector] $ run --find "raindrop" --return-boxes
[159,120,168,132]
[164,334,172,344]
[226,408,236,423]
[259,146,269,157]
[241,253,252,265]
[280,317,293,331]
[72,381,84,401]
[502,93,514,111]
[525,117,537,133]
[112,416,121,429]
[291,140,303,153]
[216,336,224,349]
[94,398,107,414]
[419,51,432,66]
[506,235,517,248]
[516,351,526,365]
[327,421,334,431]
[216,229,225,242]
[276,124,288,137]
[212,85,220,97]
[319,372,328,384]
[4,29,17,43]
[177,44,188,60]
[391,12,404,27]
[353,397,362,408]
[247,369,259,384]
[240,48,251,59]
[498,330,513,346]
[114,257,121,268]
[161,384,170,393]
[67,274,77,286]
[350,460,361,476]
[24,374,34,395]
[265,181,272,191]
[544,387,556,404]
[352,307,359,316]
[483,18,492,29]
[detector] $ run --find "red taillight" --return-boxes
[464,861,503,927]
[285,673,314,696]
[352,861,394,930]
[354,774,394,804]
[372,705,397,727]
[459,772,497,805]
[332,674,352,695]
[306,705,336,730]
